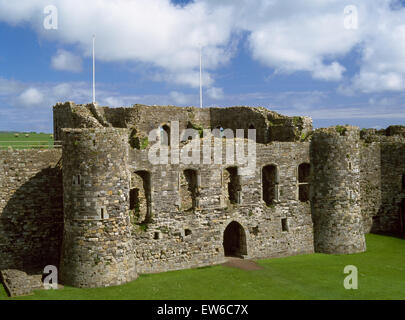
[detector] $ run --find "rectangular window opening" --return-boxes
[281,218,289,232]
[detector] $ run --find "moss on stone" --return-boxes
[188,123,204,138]
[335,125,347,136]
[129,129,149,150]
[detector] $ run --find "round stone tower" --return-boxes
[60,128,137,288]
[310,126,366,254]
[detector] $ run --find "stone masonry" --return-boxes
[0,102,404,292]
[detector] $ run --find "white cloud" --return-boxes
[102,95,141,107]
[51,49,83,73]
[207,87,224,100]
[169,91,194,105]
[0,77,23,96]
[18,88,44,106]
[0,0,234,88]
[0,0,404,93]
[312,62,346,82]
[352,72,405,93]
[53,83,72,97]
[152,70,214,88]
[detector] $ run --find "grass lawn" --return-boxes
[0,132,54,149]
[1,233,404,300]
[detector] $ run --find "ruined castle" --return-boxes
[1,102,404,290]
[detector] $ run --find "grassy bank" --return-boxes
[1,234,404,300]
[0,132,54,149]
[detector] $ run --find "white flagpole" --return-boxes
[92,35,96,104]
[199,45,203,109]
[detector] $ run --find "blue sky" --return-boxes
[0,0,405,132]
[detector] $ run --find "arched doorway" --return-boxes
[223,221,247,258]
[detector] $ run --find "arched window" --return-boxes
[298,163,310,202]
[180,169,200,210]
[130,171,152,223]
[262,165,279,206]
[160,124,170,146]
[224,167,241,204]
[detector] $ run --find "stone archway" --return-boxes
[223,221,247,258]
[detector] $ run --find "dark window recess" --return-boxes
[262,165,278,205]
[161,125,170,146]
[130,171,152,223]
[225,167,241,204]
[182,169,199,210]
[129,188,139,210]
[281,218,289,232]
[298,163,310,202]
[73,175,81,186]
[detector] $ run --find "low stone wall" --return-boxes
[1,269,42,297]
[0,149,63,272]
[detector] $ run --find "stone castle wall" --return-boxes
[0,149,63,272]
[129,139,314,274]
[360,129,405,233]
[2,103,405,290]
[53,102,313,144]
[310,127,366,254]
[360,142,381,233]
[60,128,137,288]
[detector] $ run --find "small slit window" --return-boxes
[281,218,289,232]
[72,174,81,186]
[100,207,108,220]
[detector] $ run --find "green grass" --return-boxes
[0,132,54,149]
[1,234,405,300]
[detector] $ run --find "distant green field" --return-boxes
[0,132,54,149]
[1,234,404,300]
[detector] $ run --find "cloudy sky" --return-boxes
[1,0,405,132]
